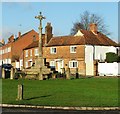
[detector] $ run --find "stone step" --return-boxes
[25,69,52,75]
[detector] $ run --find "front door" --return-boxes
[57,60,64,73]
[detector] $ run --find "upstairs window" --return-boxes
[34,48,38,56]
[25,50,28,57]
[70,46,77,53]
[8,47,11,52]
[69,61,78,68]
[50,47,57,54]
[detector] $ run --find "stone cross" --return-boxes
[35,12,46,57]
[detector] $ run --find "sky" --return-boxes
[1,2,119,43]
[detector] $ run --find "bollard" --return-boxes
[16,84,23,100]
[2,68,5,79]
[10,68,14,79]
[76,68,79,79]
[66,67,70,79]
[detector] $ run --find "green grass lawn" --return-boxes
[2,78,119,107]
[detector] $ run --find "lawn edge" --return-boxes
[0,104,119,111]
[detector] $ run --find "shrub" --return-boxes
[106,52,120,63]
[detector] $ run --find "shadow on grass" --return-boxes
[24,95,52,100]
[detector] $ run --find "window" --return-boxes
[0,50,2,55]
[25,61,28,68]
[20,59,23,66]
[2,49,4,54]
[5,48,8,53]
[8,59,11,64]
[50,47,56,54]
[34,48,38,56]
[30,50,32,56]
[69,61,78,68]
[70,46,77,53]
[8,47,11,52]
[50,61,56,68]
[25,50,28,57]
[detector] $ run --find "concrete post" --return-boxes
[66,67,70,79]
[17,84,23,100]
[10,68,14,79]
[2,68,5,79]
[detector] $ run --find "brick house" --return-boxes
[0,30,39,69]
[23,23,118,76]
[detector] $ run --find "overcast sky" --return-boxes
[1,2,118,43]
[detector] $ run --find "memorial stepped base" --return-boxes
[24,65,53,80]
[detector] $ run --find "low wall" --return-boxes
[98,62,120,76]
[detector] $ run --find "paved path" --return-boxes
[2,107,120,114]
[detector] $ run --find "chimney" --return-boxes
[18,32,21,39]
[0,39,5,45]
[89,23,98,34]
[45,22,53,45]
[8,35,14,43]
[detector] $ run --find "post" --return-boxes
[10,68,14,79]
[16,84,23,100]
[66,66,70,79]
[2,68,5,79]
[76,68,79,79]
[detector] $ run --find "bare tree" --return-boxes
[71,11,111,36]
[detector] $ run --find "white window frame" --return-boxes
[8,47,11,52]
[50,61,56,68]
[25,61,28,68]
[34,48,39,56]
[25,50,28,57]
[2,49,4,54]
[50,47,57,54]
[8,58,11,64]
[70,46,77,53]
[0,50,1,55]
[69,60,78,68]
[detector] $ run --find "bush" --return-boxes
[106,52,120,63]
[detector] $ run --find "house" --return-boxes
[23,23,118,76]
[0,30,39,69]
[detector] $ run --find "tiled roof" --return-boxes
[47,30,118,47]
[24,29,118,50]
[23,35,45,50]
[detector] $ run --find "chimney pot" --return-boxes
[89,23,98,34]
[18,32,21,38]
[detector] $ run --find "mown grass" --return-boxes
[2,78,119,107]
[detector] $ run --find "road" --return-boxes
[2,107,120,114]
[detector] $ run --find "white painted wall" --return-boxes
[16,61,20,69]
[85,45,94,76]
[85,45,117,76]
[98,62,120,76]
[20,59,23,70]
[94,46,117,61]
